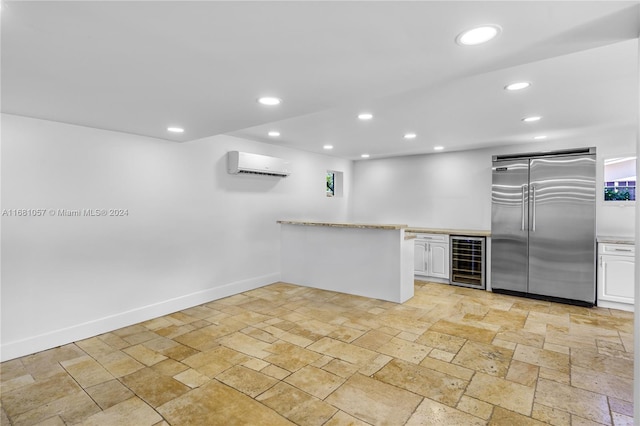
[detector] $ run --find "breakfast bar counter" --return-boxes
[278,221,414,303]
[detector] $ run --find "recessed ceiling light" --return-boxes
[323,145,333,150]
[268,131,280,137]
[257,96,281,106]
[404,133,417,139]
[522,116,542,122]
[534,135,547,140]
[167,127,184,133]
[505,82,531,91]
[456,25,502,46]
[361,154,370,158]
[358,113,373,120]
[434,146,444,151]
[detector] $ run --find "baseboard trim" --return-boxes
[596,299,635,312]
[1,273,280,362]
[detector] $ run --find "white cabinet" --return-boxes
[414,234,449,280]
[598,243,635,309]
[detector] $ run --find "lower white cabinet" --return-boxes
[597,243,635,307]
[414,234,449,280]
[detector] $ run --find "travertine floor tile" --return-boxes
[419,355,475,381]
[456,395,494,420]
[405,397,486,426]
[1,359,29,382]
[2,372,83,418]
[534,378,611,424]
[570,348,634,379]
[377,336,431,364]
[1,374,35,394]
[159,381,294,425]
[173,368,210,388]
[415,330,466,353]
[611,412,634,426]
[570,365,633,403]
[151,358,189,377]
[284,366,345,399]
[120,368,190,408]
[489,407,547,425]
[357,354,393,376]
[531,403,571,426]
[31,415,65,426]
[216,365,278,397]
[1,282,633,426]
[326,374,422,426]
[60,355,114,388]
[513,344,570,373]
[256,382,338,426]
[307,337,377,365]
[608,397,634,417]
[374,359,467,407]
[506,360,539,387]
[482,309,527,330]
[265,341,323,372]
[85,379,134,410]
[321,358,359,378]
[77,397,162,426]
[352,329,394,351]
[429,320,497,344]
[493,329,545,349]
[11,390,100,425]
[466,372,535,416]
[324,410,371,426]
[452,341,513,377]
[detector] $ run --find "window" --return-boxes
[603,156,636,202]
[326,170,343,197]
[326,171,335,197]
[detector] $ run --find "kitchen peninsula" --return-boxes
[278,221,415,303]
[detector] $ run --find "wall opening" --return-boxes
[326,170,344,197]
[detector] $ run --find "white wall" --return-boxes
[351,127,637,237]
[0,113,352,361]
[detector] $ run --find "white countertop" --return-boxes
[597,235,635,245]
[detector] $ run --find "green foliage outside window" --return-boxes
[604,187,633,201]
[326,172,335,197]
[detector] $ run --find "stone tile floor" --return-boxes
[0,281,635,425]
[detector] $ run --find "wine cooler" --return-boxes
[450,236,485,289]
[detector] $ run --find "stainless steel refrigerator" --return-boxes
[491,148,596,306]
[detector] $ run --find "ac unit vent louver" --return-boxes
[227,151,291,177]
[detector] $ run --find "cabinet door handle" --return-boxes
[613,248,633,252]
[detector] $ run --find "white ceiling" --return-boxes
[2,1,639,160]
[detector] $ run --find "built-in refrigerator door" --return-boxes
[528,155,596,304]
[491,159,529,293]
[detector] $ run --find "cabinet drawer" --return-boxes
[414,233,448,243]
[599,244,635,256]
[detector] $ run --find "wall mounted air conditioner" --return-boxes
[227,151,291,177]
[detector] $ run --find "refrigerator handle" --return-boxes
[531,184,536,232]
[521,184,527,231]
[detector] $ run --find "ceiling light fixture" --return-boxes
[505,82,531,91]
[358,113,373,120]
[258,96,281,106]
[268,131,280,137]
[361,154,370,158]
[456,25,502,46]
[404,133,417,139]
[534,135,547,140]
[323,145,333,150]
[434,146,444,151]
[522,116,542,122]
[167,127,184,133]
